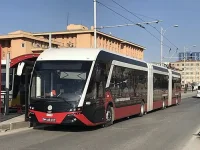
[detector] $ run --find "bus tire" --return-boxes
[162,100,166,109]
[139,102,145,117]
[103,105,114,127]
[176,97,179,105]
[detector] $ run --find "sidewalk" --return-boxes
[0,114,30,132]
[182,133,200,150]
[181,91,199,150]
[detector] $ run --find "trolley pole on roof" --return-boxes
[94,0,97,48]
[0,45,2,114]
[4,52,10,115]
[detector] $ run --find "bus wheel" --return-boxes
[104,106,113,127]
[176,97,179,105]
[139,102,145,117]
[162,100,166,109]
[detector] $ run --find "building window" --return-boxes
[21,43,25,48]
[177,64,179,66]
[182,64,184,66]
[191,72,193,75]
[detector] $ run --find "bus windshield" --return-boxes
[30,61,92,105]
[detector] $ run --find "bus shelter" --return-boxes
[1,54,39,121]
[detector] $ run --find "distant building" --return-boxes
[178,52,200,61]
[0,24,145,60]
[0,30,59,59]
[171,61,200,85]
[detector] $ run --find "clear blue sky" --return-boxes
[0,0,199,62]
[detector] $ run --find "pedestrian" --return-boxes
[192,86,194,92]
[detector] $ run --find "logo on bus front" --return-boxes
[48,105,52,111]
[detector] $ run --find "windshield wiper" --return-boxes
[47,97,73,107]
[33,97,73,106]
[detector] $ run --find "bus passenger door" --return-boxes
[83,63,106,123]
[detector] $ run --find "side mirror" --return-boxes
[17,62,25,76]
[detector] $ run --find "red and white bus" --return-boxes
[28,48,181,126]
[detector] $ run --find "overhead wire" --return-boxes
[97,0,172,49]
[104,3,159,21]
[111,0,179,50]
[96,1,145,29]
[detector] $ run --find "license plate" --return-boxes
[42,118,56,122]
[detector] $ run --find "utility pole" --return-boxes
[5,52,10,115]
[94,0,97,48]
[184,46,186,86]
[160,25,178,66]
[49,33,52,48]
[195,53,197,82]
[160,27,163,66]
[0,45,1,114]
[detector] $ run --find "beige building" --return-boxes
[171,61,200,85]
[0,30,60,59]
[0,24,145,60]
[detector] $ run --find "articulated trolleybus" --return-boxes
[29,48,181,127]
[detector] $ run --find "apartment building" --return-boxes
[171,61,200,85]
[0,24,145,60]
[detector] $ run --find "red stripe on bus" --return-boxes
[30,110,104,126]
[145,103,147,112]
[114,104,141,120]
[30,110,68,124]
[172,98,176,105]
[153,100,163,109]
[74,114,104,126]
[166,100,168,106]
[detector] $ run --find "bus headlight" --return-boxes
[29,106,34,110]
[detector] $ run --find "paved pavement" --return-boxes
[0,113,21,123]
[0,96,199,150]
[181,91,196,99]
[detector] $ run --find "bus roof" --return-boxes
[152,64,169,73]
[37,48,146,63]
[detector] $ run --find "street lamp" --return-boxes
[183,45,196,85]
[160,25,179,65]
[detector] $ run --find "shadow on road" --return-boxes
[33,124,102,132]
[32,97,198,133]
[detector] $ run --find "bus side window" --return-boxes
[85,62,106,100]
[86,79,97,100]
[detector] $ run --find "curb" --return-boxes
[0,121,30,132]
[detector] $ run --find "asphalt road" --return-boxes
[0,96,200,150]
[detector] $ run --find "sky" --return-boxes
[0,0,199,62]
